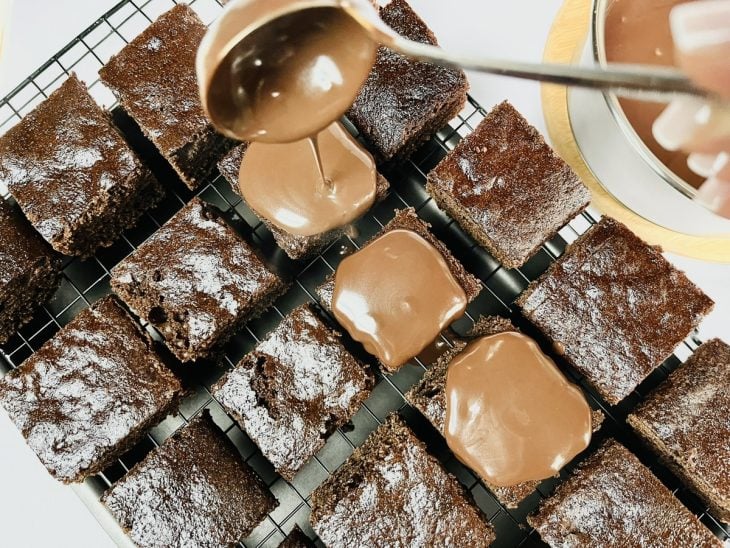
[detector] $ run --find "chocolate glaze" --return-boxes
[238,121,377,237]
[331,229,467,370]
[604,0,701,188]
[407,316,605,509]
[198,0,377,143]
[444,332,592,487]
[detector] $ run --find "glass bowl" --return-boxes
[592,0,699,199]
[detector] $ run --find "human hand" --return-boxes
[652,0,730,218]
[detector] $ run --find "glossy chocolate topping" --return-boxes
[198,0,377,142]
[604,0,701,188]
[238,121,377,236]
[331,229,467,369]
[444,332,592,487]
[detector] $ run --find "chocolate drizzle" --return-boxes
[238,122,377,236]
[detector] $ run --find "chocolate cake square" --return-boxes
[0,296,183,483]
[628,338,730,522]
[0,74,163,256]
[347,0,469,161]
[407,316,603,508]
[217,144,390,260]
[528,440,720,547]
[111,197,286,362]
[212,304,374,481]
[517,217,713,404]
[427,101,591,268]
[103,411,276,548]
[99,5,236,190]
[311,414,495,547]
[279,526,315,548]
[316,207,481,372]
[0,199,62,344]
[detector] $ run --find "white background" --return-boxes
[0,1,728,546]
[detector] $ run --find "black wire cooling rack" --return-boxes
[1,1,728,546]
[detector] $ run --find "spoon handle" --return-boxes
[382,33,711,103]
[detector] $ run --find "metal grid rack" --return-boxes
[1,1,728,546]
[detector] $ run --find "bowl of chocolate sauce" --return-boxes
[593,0,701,198]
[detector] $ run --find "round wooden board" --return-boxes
[541,0,730,262]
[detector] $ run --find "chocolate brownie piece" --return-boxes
[407,316,603,508]
[347,0,469,161]
[213,304,374,480]
[427,101,590,268]
[279,526,315,548]
[528,439,721,547]
[111,197,286,362]
[103,411,276,548]
[316,208,481,372]
[217,144,390,260]
[0,296,183,482]
[0,74,163,256]
[311,414,495,547]
[99,5,236,190]
[0,199,62,344]
[628,339,730,522]
[517,217,713,404]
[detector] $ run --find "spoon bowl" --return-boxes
[197,0,379,143]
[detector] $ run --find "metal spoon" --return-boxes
[198,0,710,142]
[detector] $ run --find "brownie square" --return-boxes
[111,197,285,362]
[517,217,713,404]
[311,414,495,547]
[427,101,591,268]
[0,74,163,256]
[103,411,276,548]
[407,316,603,508]
[0,199,62,344]
[279,525,315,548]
[528,440,720,547]
[347,0,469,161]
[99,5,236,190]
[628,338,730,522]
[0,296,183,483]
[217,144,390,260]
[316,207,481,372]
[213,304,373,480]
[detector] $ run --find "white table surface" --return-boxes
[0,1,728,546]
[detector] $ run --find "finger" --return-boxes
[696,174,730,219]
[653,97,730,155]
[671,0,730,98]
[688,153,720,177]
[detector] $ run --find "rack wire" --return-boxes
[1,1,728,546]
